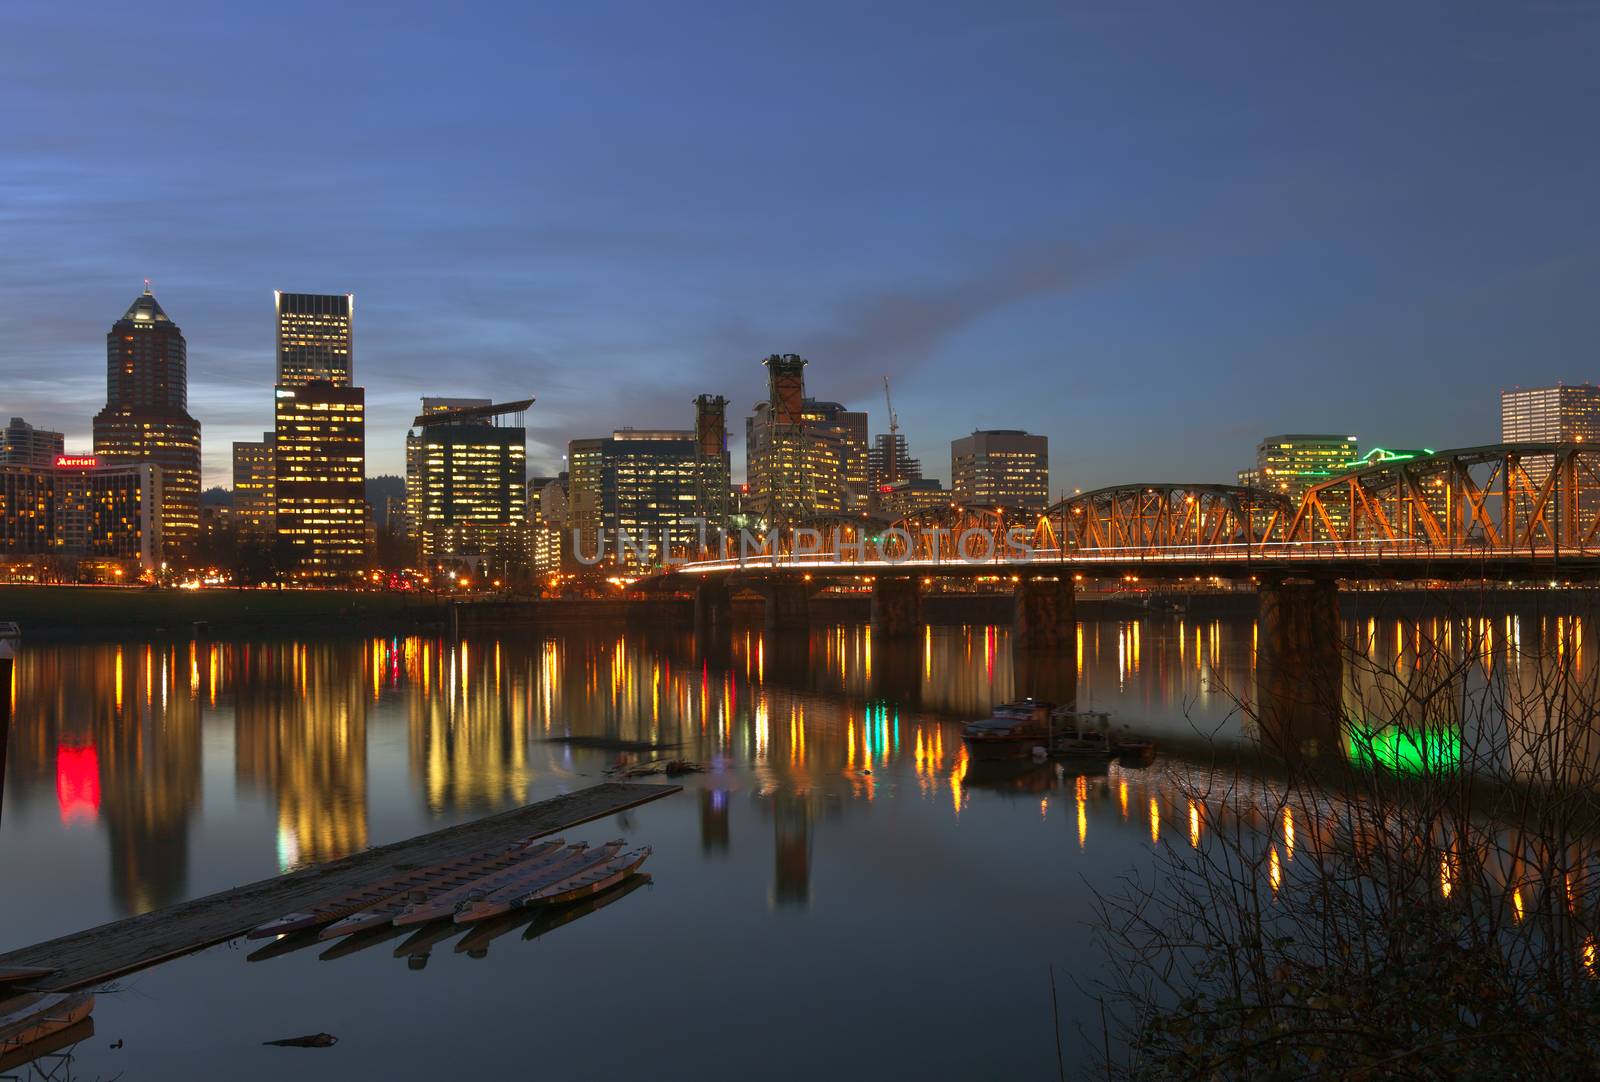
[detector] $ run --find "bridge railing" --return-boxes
[666,535,1600,575]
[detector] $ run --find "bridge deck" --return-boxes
[0,782,680,993]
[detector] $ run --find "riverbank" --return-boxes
[0,585,451,639]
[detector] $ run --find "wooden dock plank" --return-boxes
[0,782,680,992]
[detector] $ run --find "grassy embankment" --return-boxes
[0,585,450,639]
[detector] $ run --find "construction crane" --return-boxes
[882,376,899,489]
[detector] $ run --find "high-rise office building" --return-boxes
[1501,385,1600,490]
[92,286,202,557]
[2,418,64,467]
[803,399,869,512]
[232,434,275,534]
[1244,434,1360,504]
[406,398,490,544]
[950,430,1049,511]
[568,430,701,566]
[1502,385,1600,444]
[273,382,367,578]
[272,291,367,577]
[744,355,858,524]
[409,399,530,567]
[275,292,354,387]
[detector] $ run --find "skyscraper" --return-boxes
[232,434,275,534]
[409,399,531,569]
[406,398,490,544]
[950,430,1049,511]
[802,400,869,512]
[273,382,367,578]
[275,292,354,387]
[1501,384,1600,490]
[2,418,64,467]
[568,430,701,566]
[273,291,367,577]
[93,286,202,557]
[1501,385,1600,444]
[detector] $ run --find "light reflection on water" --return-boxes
[0,612,1595,1079]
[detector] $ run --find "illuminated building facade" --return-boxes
[1502,385,1600,488]
[744,355,862,524]
[273,382,367,579]
[567,430,701,566]
[406,398,490,545]
[525,475,566,573]
[275,291,353,387]
[92,287,202,557]
[880,477,948,518]
[231,433,275,534]
[3,417,64,467]
[0,458,161,571]
[1241,434,1358,500]
[802,400,869,512]
[950,429,1048,511]
[409,399,530,568]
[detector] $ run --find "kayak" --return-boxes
[391,843,604,928]
[454,842,626,924]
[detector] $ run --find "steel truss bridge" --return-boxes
[661,443,1600,581]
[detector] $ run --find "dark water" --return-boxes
[0,613,1580,1079]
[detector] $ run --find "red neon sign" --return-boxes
[55,454,99,469]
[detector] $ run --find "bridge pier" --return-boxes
[764,580,810,634]
[1256,578,1343,757]
[693,577,732,638]
[870,576,921,640]
[1013,575,1074,653]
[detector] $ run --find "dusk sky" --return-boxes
[6,2,1598,492]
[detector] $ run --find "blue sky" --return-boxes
[4,1,1598,492]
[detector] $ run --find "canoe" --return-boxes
[392,843,603,928]
[318,841,572,940]
[0,967,56,989]
[0,992,95,1058]
[518,848,652,909]
[454,842,625,925]
[0,1016,93,1074]
[458,870,652,957]
[251,838,559,938]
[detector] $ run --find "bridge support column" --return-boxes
[1013,575,1074,653]
[764,581,810,634]
[693,577,731,638]
[1256,579,1343,757]
[870,576,921,640]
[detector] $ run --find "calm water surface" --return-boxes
[0,613,1566,1079]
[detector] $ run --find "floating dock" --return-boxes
[0,783,679,992]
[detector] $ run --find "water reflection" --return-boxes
[3,608,1600,924]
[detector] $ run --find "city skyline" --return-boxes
[6,4,1599,491]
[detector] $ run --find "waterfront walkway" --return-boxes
[0,783,680,992]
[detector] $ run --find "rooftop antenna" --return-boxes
[143,278,152,294]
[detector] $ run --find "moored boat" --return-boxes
[392,842,605,927]
[517,848,653,909]
[453,842,626,924]
[319,840,575,940]
[961,699,1054,759]
[254,837,559,939]
[0,992,94,1061]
